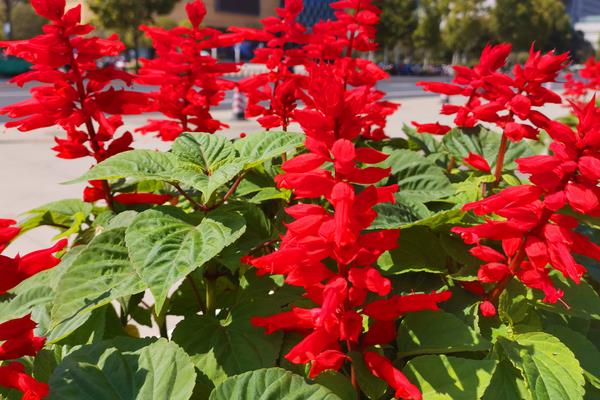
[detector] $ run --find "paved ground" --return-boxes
[0,76,567,255]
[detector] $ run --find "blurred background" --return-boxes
[0,0,599,76]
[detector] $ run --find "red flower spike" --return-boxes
[463,153,491,173]
[113,193,174,206]
[456,98,600,312]
[244,2,428,396]
[0,222,61,398]
[0,219,20,253]
[0,1,151,204]
[0,239,67,295]
[411,121,452,135]
[364,352,422,400]
[0,362,49,400]
[137,0,242,140]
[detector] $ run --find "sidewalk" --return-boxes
[0,96,568,254]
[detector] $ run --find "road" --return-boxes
[0,75,445,121]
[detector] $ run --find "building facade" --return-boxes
[564,0,600,24]
[69,0,336,29]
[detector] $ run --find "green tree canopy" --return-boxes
[491,0,572,52]
[412,0,444,62]
[440,0,492,62]
[87,0,179,67]
[377,0,418,60]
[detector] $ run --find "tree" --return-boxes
[88,0,179,69]
[491,0,572,52]
[413,0,444,63]
[377,0,418,62]
[440,0,492,63]
[0,1,45,40]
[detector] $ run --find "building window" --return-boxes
[216,0,260,15]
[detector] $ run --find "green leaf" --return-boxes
[377,226,447,274]
[209,368,342,400]
[483,360,531,400]
[498,332,585,400]
[0,246,83,324]
[172,299,283,385]
[314,371,357,400]
[443,127,532,171]
[202,160,245,201]
[125,209,246,313]
[50,228,145,337]
[75,149,208,189]
[545,325,600,389]
[172,132,235,172]
[371,199,432,230]
[534,277,600,320]
[348,351,388,400]
[382,149,454,202]
[20,199,93,238]
[397,311,490,357]
[48,338,196,400]
[402,355,497,400]
[234,131,304,167]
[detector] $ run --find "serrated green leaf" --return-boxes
[377,226,446,274]
[20,199,93,239]
[172,132,235,172]
[0,246,83,325]
[381,149,454,202]
[403,355,497,400]
[209,368,342,400]
[443,127,532,172]
[172,297,282,386]
[498,332,585,400]
[234,131,304,168]
[314,371,356,400]
[48,338,196,400]
[534,277,600,320]
[74,149,209,190]
[397,311,490,357]
[483,360,531,400]
[125,209,246,313]
[50,228,145,337]
[545,325,600,389]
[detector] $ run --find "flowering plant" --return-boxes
[0,1,599,399]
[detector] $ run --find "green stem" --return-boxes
[493,133,509,184]
[187,275,205,314]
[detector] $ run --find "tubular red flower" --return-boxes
[363,352,422,400]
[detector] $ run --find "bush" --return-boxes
[0,1,598,399]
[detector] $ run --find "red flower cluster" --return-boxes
[453,99,600,316]
[565,56,600,105]
[233,0,308,130]
[0,219,66,399]
[414,44,567,141]
[137,0,242,140]
[413,44,568,180]
[0,0,151,206]
[244,1,448,398]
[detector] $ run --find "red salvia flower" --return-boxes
[0,362,48,400]
[414,43,568,182]
[232,0,309,131]
[244,2,447,398]
[0,215,65,399]
[454,98,600,313]
[137,0,242,140]
[0,0,152,207]
[565,56,600,105]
